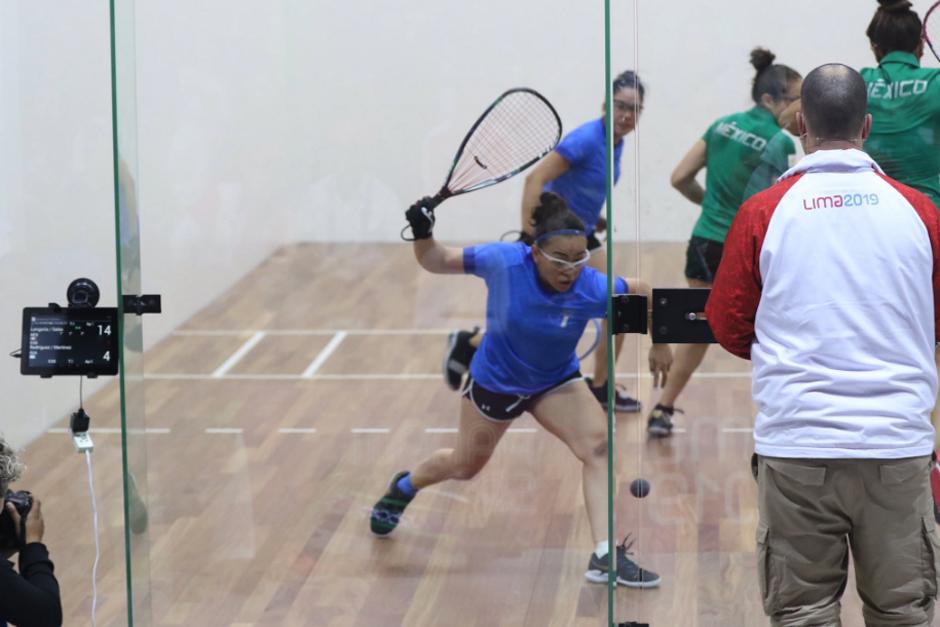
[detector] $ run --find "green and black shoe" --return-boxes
[370,471,415,536]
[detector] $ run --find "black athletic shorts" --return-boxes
[462,370,583,421]
[684,236,724,283]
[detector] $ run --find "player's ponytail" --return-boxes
[868,0,922,55]
[531,192,585,242]
[750,47,801,107]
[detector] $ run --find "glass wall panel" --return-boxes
[1,2,133,625]
[116,1,617,625]
[616,2,920,625]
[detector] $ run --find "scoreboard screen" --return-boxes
[21,307,119,377]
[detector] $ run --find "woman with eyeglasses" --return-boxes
[444,71,648,415]
[372,191,672,588]
[646,47,803,437]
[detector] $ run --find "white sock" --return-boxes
[595,540,609,558]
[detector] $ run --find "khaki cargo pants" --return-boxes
[754,455,940,626]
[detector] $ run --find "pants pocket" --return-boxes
[923,515,940,600]
[756,522,780,614]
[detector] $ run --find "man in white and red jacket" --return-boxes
[706,64,940,627]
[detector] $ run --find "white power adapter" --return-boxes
[72,432,94,453]
[70,407,94,453]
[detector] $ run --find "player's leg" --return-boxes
[647,236,721,436]
[647,278,710,435]
[585,240,640,413]
[370,387,511,536]
[529,376,660,587]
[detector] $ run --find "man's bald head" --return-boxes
[800,64,869,142]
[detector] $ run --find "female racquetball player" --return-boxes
[372,192,671,587]
[647,48,802,437]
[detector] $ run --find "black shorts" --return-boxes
[462,371,583,421]
[684,236,724,283]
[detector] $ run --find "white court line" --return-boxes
[722,427,754,433]
[144,373,442,381]
[212,331,266,378]
[507,428,537,433]
[351,428,390,434]
[205,428,243,434]
[47,428,170,434]
[278,428,317,434]
[302,331,348,378]
[314,373,440,381]
[625,372,749,379]
[145,372,749,382]
[173,328,453,337]
[425,428,458,434]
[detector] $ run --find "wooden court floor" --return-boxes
[22,242,885,626]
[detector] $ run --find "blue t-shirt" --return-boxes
[463,242,628,395]
[544,118,624,232]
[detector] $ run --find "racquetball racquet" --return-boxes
[402,87,562,240]
[925,1,940,63]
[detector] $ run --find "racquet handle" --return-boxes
[422,189,450,211]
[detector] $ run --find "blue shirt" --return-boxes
[463,242,628,395]
[544,118,624,232]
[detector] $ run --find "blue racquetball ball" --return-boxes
[629,478,651,498]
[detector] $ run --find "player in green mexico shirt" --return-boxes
[862,0,940,466]
[646,48,802,437]
[861,0,940,208]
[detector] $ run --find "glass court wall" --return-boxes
[117,1,624,625]
[3,1,934,626]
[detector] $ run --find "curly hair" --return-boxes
[0,437,25,494]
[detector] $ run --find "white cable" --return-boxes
[84,450,99,627]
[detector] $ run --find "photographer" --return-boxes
[0,438,61,627]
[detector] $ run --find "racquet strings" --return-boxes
[447,90,561,194]
[925,2,940,63]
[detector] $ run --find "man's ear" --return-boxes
[796,112,808,138]
[860,113,873,142]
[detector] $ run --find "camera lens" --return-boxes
[67,278,100,308]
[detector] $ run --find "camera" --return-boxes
[0,490,32,550]
[65,278,100,309]
[20,278,118,378]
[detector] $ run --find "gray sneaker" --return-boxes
[585,377,642,413]
[647,404,682,437]
[584,535,660,588]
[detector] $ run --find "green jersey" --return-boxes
[694,106,795,242]
[861,51,940,207]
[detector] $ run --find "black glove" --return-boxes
[405,197,436,240]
